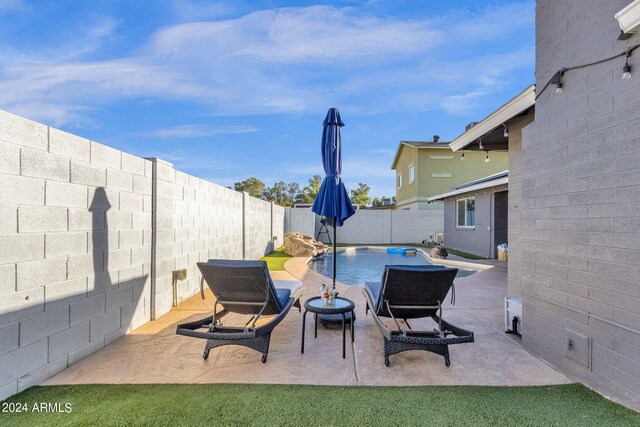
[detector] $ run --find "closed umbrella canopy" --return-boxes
[311,107,355,227]
[312,107,355,289]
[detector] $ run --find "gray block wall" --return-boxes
[285,208,316,238]
[507,114,531,297]
[285,208,443,245]
[244,195,275,260]
[519,0,640,410]
[0,110,285,400]
[0,110,152,400]
[149,162,284,319]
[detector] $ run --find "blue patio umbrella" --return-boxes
[311,107,356,288]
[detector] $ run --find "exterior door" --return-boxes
[493,191,508,258]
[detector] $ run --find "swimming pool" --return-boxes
[308,248,477,286]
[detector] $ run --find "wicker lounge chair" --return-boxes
[363,264,474,367]
[176,259,302,363]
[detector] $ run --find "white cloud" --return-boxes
[0,0,27,13]
[169,0,237,22]
[0,3,535,126]
[440,47,535,114]
[147,6,444,64]
[121,124,260,139]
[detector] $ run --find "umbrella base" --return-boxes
[318,311,356,327]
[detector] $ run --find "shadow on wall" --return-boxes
[0,187,150,397]
[263,240,275,256]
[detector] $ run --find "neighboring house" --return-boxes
[391,137,508,210]
[428,171,508,259]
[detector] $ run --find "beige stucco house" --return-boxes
[391,136,508,211]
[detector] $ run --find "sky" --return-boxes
[0,0,535,198]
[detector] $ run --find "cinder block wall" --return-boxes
[285,208,443,245]
[0,110,152,399]
[244,195,275,260]
[390,210,444,244]
[506,113,532,297]
[520,0,640,410]
[149,162,283,318]
[0,110,286,399]
[285,208,317,237]
[272,204,285,249]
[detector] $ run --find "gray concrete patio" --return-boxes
[45,255,570,387]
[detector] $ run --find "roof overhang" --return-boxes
[390,141,451,170]
[449,85,535,152]
[427,174,508,202]
[616,0,640,37]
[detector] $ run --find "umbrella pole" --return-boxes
[332,219,337,289]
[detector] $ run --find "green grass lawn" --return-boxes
[260,246,292,271]
[1,383,638,426]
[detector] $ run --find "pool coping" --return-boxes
[305,245,493,273]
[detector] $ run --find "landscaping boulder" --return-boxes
[283,232,328,257]
[429,246,448,259]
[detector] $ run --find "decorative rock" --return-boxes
[429,246,448,259]
[283,232,328,257]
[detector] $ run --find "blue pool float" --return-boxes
[387,247,417,256]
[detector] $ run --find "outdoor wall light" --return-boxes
[461,151,465,160]
[622,50,632,79]
[503,124,509,138]
[551,69,566,94]
[478,137,483,150]
[485,151,490,162]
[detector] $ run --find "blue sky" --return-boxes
[0,0,535,197]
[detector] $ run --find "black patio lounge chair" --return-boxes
[176,259,302,363]
[363,264,474,367]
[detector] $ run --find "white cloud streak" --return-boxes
[0,0,27,13]
[122,124,260,139]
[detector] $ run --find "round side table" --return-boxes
[301,296,355,359]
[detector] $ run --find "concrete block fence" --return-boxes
[0,110,283,400]
[284,208,443,245]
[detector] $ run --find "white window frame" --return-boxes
[397,173,403,189]
[408,163,415,184]
[456,197,475,229]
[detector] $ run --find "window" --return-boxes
[456,197,475,228]
[397,173,403,188]
[408,163,415,183]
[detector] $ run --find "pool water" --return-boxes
[309,248,477,286]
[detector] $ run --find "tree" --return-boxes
[287,182,301,204]
[234,177,265,199]
[264,181,294,206]
[350,183,371,206]
[298,175,322,203]
[372,197,382,207]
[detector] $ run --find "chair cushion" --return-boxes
[272,279,304,302]
[275,288,292,309]
[364,281,382,311]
